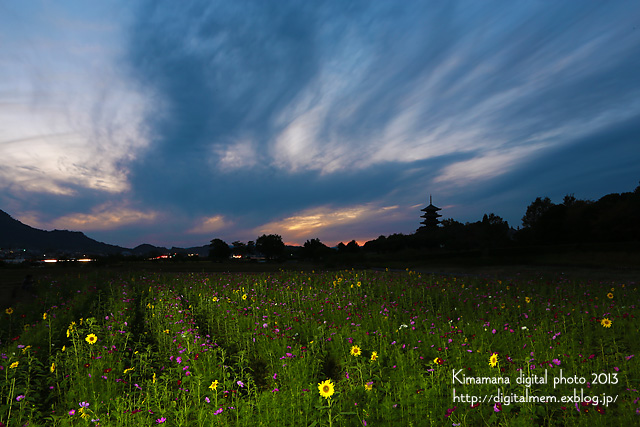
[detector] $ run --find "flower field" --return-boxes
[1,269,638,426]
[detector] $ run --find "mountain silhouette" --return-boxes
[0,210,212,257]
[0,209,125,255]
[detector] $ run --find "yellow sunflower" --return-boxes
[364,382,373,391]
[10,361,19,369]
[209,380,219,391]
[212,297,218,302]
[5,307,14,315]
[525,297,531,303]
[50,362,56,373]
[370,351,378,362]
[85,333,98,345]
[607,293,614,299]
[318,379,335,399]
[601,318,612,328]
[43,313,47,320]
[242,294,247,300]
[350,345,362,357]
[489,353,499,367]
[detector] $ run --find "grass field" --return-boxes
[1,268,638,426]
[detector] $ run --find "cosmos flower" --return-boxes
[318,379,335,399]
[350,345,362,357]
[156,417,166,423]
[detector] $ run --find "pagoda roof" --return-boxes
[421,203,441,212]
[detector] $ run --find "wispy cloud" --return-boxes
[187,215,231,235]
[257,203,408,245]
[19,203,158,231]
[1,1,639,247]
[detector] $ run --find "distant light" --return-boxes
[44,259,58,263]
[77,258,94,262]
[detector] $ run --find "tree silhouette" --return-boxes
[231,241,248,257]
[256,234,285,260]
[302,238,332,260]
[522,197,553,229]
[209,238,231,261]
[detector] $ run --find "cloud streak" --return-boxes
[1,1,639,247]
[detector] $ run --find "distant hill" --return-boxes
[0,210,212,258]
[0,210,125,255]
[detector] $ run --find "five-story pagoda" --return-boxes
[418,195,441,230]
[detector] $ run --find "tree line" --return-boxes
[209,183,640,262]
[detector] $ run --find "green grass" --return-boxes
[1,269,638,426]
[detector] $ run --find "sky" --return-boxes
[1,1,639,248]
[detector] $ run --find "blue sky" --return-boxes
[1,1,639,248]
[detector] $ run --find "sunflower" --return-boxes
[209,380,219,391]
[50,362,56,373]
[85,333,98,345]
[242,294,247,300]
[525,297,531,303]
[489,353,499,367]
[5,307,13,315]
[350,345,362,357]
[318,379,335,399]
[43,313,48,320]
[10,361,19,369]
[607,293,614,299]
[601,318,612,328]
[433,357,444,365]
[370,351,378,362]
[212,297,218,302]
[364,382,373,391]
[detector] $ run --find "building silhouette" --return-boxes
[418,195,442,231]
